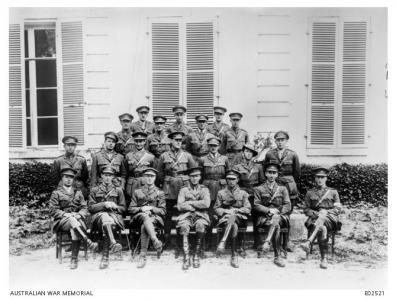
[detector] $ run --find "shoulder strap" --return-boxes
[317,189,331,206]
[270,186,280,202]
[136,152,149,167]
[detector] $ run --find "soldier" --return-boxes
[53,136,89,198]
[176,167,211,270]
[115,113,135,155]
[147,115,171,159]
[165,105,193,149]
[254,163,291,267]
[128,167,165,268]
[49,167,98,269]
[124,132,155,205]
[300,167,342,269]
[88,166,127,269]
[207,106,230,154]
[233,143,265,252]
[157,131,197,246]
[185,115,216,160]
[90,132,127,190]
[214,169,251,268]
[131,106,155,135]
[221,112,249,166]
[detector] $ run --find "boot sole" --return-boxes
[110,243,122,253]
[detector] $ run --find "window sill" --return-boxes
[9,148,64,160]
[306,148,368,157]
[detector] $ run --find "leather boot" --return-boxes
[99,236,110,269]
[103,223,122,253]
[75,226,98,252]
[137,254,147,268]
[143,219,162,257]
[237,231,247,258]
[300,240,312,254]
[319,241,328,269]
[230,237,239,268]
[182,234,190,270]
[193,232,204,268]
[139,229,150,260]
[69,240,80,270]
[274,256,286,267]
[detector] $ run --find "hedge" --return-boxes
[9,162,387,208]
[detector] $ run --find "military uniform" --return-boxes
[147,130,171,155]
[131,120,155,135]
[207,122,230,154]
[186,128,216,158]
[115,129,134,155]
[222,127,249,165]
[165,122,193,149]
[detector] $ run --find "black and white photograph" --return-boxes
[5,2,392,298]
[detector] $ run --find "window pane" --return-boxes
[37,89,57,116]
[24,30,29,58]
[36,60,57,87]
[25,61,30,88]
[25,90,30,117]
[34,29,56,58]
[26,119,31,146]
[37,118,58,145]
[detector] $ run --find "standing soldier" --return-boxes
[221,112,249,167]
[88,166,127,269]
[90,132,127,190]
[115,113,135,155]
[186,115,216,160]
[128,167,165,268]
[157,131,197,247]
[124,132,155,205]
[49,167,98,269]
[207,106,230,154]
[214,169,251,268]
[176,167,211,270]
[53,136,89,198]
[233,143,265,253]
[165,105,193,149]
[300,167,342,269]
[147,115,171,161]
[131,106,155,135]
[254,163,291,267]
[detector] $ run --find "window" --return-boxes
[308,17,368,150]
[24,23,59,146]
[150,18,217,125]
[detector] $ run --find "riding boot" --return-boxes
[237,230,247,258]
[193,232,204,268]
[182,234,190,270]
[230,236,239,268]
[137,230,149,268]
[99,236,110,269]
[69,240,80,270]
[144,220,162,257]
[103,223,122,253]
[75,226,98,252]
[272,227,285,267]
[319,241,328,269]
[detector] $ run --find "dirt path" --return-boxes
[9,248,387,290]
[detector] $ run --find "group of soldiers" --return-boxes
[49,105,342,271]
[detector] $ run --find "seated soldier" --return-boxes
[176,167,211,270]
[300,167,342,269]
[49,167,98,269]
[88,166,126,270]
[253,163,291,267]
[214,169,251,268]
[128,167,165,268]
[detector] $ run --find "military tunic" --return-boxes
[303,186,341,229]
[49,186,89,232]
[214,186,251,226]
[124,149,155,197]
[186,129,216,158]
[199,153,229,202]
[90,149,127,189]
[128,184,166,227]
[53,154,89,197]
[88,183,126,229]
[207,122,230,154]
[221,128,249,164]
[131,120,155,135]
[176,185,211,231]
[115,129,135,155]
[147,131,171,155]
[233,158,265,196]
[165,122,193,149]
[263,148,301,199]
[253,182,291,227]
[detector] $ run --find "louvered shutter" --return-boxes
[309,20,337,147]
[340,21,368,146]
[151,22,181,120]
[9,23,23,148]
[185,22,215,125]
[61,21,84,144]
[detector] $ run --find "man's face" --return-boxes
[214,111,223,122]
[231,119,240,128]
[226,177,238,188]
[208,144,219,154]
[62,174,74,186]
[275,138,288,150]
[120,119,131,130]
[104,138,116,150]
[135,139,146,150]
[138,111,148,121]
[144,174,156,185]
[171,136,183,150]
[189,173,201,185]
[197,120,207,130]
[265,170,278,183]
[175,112,184,123]
[102,173,114,184]
[155,121,165,132]
[315,175,327,187]
[243,149,254,160]
[64,143,76,155]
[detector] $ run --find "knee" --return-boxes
[179,225,189,235]
[70,229,79,240]
[195,223,205,233]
